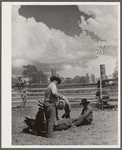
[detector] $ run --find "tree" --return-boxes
[80,76,86,83]
[12,75,18,86]
[113,60,118,78]
[85,73,90,83]
[72,76,81,83]
[22,65,48,84]
[65,77,72,84]
[39,71,48,84]
[30,71,40,84]
[91,74,95,83]
[22,65,38,84]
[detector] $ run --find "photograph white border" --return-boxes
[2,2,121,148]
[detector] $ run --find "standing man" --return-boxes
[43,76,66,138]
[20,89,27,110]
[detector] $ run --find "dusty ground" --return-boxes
[12,105,118,145]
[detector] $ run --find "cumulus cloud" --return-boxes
[78,5,118,56]
[12,5,118,78]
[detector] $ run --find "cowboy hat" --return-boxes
[37,100,44,107]
[50,76,61,84]
[80,98,90,105]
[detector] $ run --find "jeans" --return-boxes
[34,107,45,135]
[74,115,92,127]
[43,101,56,138]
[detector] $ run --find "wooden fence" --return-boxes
[12,81,118,105]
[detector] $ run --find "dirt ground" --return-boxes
[12,105,118,145]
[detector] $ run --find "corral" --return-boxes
[12,82,118,145]
[12,81,118,108]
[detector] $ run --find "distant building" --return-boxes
[51,69,56,76]
[56,73,59,77]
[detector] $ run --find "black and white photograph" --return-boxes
[2,2,120,148]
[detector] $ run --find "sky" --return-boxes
[12,4,119,78]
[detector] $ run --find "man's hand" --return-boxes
[61,95,67,100]
[59,95,67,100]
[61,113,66,118]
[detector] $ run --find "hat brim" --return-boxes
[80,101,90,105]
[50,76,61,84]
[37,100,44,107]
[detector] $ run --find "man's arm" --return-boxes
[61,97,71,118]
[51,84,64,99]
[65,98,71,112]
[23,93,27,99]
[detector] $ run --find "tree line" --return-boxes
[12,63,118,85]
[60,73,96,85]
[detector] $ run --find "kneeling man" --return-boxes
[56,97,71,120]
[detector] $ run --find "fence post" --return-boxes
[100,64,106,110]
[100,75,103,110]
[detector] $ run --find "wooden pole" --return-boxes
[100,74,103,110]
[100,64,105,110]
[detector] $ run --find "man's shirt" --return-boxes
[45,82,63,103]
[21,92,27,100]
[81,106,93,121]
